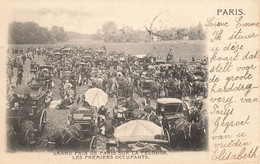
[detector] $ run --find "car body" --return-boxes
[156,98,187,120]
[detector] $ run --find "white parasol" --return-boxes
[84,88,108,108]
[114,120,164,142]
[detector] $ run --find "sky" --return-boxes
[7,0,211,34]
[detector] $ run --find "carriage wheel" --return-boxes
[38,110,47,134]
[165,129,171,146]
[89,136,97,152]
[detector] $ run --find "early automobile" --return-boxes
[156,98,187,120]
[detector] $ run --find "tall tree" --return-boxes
[102,21,118,42]
[50,26,68,42]
[9,21,59,44]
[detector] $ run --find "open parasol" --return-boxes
[114,120,163,142]
[84,88,108,108]
[13,85,32,95]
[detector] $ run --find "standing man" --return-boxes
[8,68,14,84]
[192,55,195,62]
[16,70,23,86]
[179,57,182,63]
[22,54,26,65]
[76,96,81,105]
[32,50,35,59]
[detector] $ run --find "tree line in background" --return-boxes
[91,21,205,43]
[9,21,205,44]
[9,21,68,44]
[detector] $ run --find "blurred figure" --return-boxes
[76,96,81,105]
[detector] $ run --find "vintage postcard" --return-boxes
[0,0,259,164]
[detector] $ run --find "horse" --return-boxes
[193,81,207,97]
[168,117,207,150]
[7,120,37,151]
[46,124,95,151]
[20,120,37,147]
[7,124,20,151]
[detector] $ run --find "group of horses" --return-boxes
[136,104,208,150]
[7,120,37,152]
[46,124,96,151]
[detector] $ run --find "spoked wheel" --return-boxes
[38,110,47,134]
[89,136,97,152]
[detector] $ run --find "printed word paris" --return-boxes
[217,9,244,15]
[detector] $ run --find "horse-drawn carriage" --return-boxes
[94,57,106,67]
[52,52,63,61]
[28,82,48,133]
[68,107,96,136]
[46,107,97,151]
[81,55,92,63]
[7,84,47,151]
[139,79,158,99]
[62,47,72,54]
[156,98,207,150]
[95,48,106,55]
[183,64,207,97]
[134,54,147,65]
[155,59,166,65]
[116,77,134,98]
[38,65,54,88]
[134,54,154,70]
[46,124,97,151]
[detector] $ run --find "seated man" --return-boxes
[98,105,108,116]
[97,105,108,127]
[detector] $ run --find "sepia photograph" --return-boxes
[1,1,259,164]
[6,1,208,153]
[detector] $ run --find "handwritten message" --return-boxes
[205,15,259,162]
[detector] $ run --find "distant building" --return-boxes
[183,35,189,40]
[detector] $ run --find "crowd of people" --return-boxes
[7,45,208,149]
